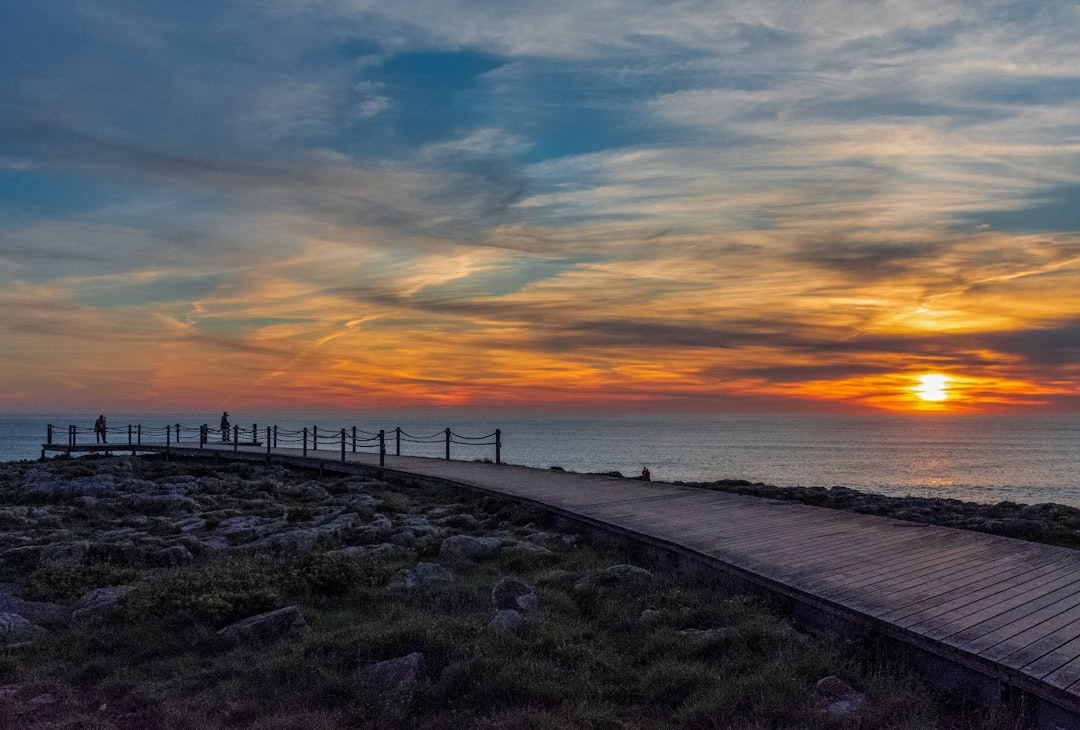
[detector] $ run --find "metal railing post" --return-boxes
[266,426,271,464]
[396,427,401,456]
[166,424,171,459]
[273,425,278,448]
[138,424,142,445]
[233,425,239,451]
[445,428,451,460]
[313,426,318,451]
[352,426,357,453]
[495,429,501,465]
[303,427,308,457]
[340,429,346,462]
[379,430,385,467]
[47,424,53,445]
[200,424,206,447]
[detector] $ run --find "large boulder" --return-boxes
[216,606,310,646]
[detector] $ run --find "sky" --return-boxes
[2,1,1080,415]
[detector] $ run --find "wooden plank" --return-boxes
[908,560,1080,640]
[922,571,1080,647]
[880,552,1080,628]
[973,601,1080,662]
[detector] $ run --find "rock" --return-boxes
[216,515,288,543]
[124,494,198,514]
[237,528,320,555]
[401,515,439,534]
[39,540,90,567]
[0,589,68,627]
[72,585,133,621]
[676,628,737,645]
[275,481,330,501]
[355,652,425,694]
[173,516,207,533]
[575,564,654,591]
[152,544,194,567]
[639,608,663,625]
[216,606,310,646]
[0,545,43,570]
[439,535,502,561]
[522,531,577,547]
[488,609,524,634]
[0,613,41,643]
[491,577,539,614]
[435,513,482,530]
[814,676,867,718]
[389,562,454,591]
[357,515,394,545]
[27,692,57,709]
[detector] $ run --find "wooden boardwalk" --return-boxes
[44,440,1080,726]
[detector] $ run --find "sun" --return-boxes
[914,373,949,402]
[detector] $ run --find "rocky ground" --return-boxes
[0,455,1033,729]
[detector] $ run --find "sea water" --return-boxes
[3,412,1080,507]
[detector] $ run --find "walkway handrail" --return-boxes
[45,420,502,464]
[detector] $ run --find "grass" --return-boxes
[0,458,1035,729]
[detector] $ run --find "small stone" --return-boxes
[389,562,454,591]
[488,609,524,634]
[814,675,867,718]
[355,652,425,693]
[0,613,40,643]
[491,577,539,614]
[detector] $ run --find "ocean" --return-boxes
[3,412,1080,507]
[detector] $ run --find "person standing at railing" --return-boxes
[220,411,230,442]
[94,414,108,443]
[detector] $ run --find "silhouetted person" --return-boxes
[94,415,107,443]
[641,466,650,481]
[221,411,230,442]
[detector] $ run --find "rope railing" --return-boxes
[45,421,502,465]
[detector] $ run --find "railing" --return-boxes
[45,421,502,466]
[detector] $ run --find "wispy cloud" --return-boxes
[3,0,1080,412]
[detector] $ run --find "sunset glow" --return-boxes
[915,375,949,403]
[3,3,1080,415]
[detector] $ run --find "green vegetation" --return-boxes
[0,459,1033,729]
